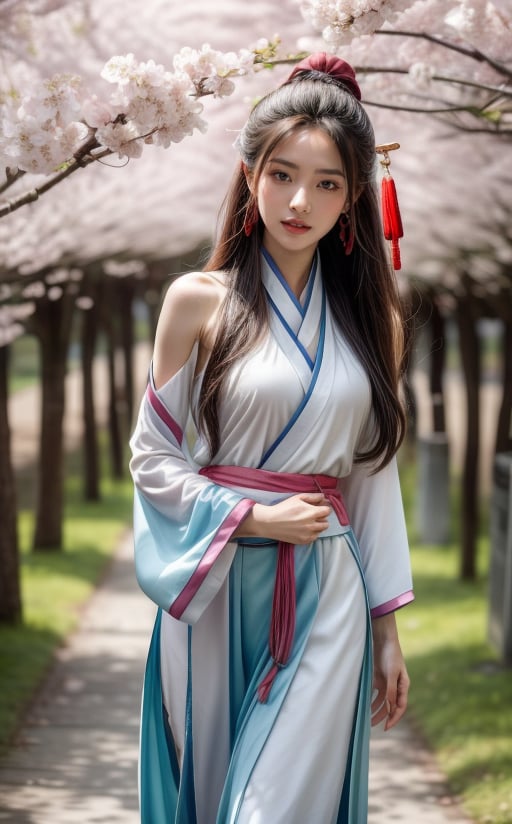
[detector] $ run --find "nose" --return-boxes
[289,186,311,214]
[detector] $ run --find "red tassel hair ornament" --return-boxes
[377,142,403,271]
[338,212,354,255]
[243,199,259,237]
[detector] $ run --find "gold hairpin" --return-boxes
[375,142,400,168]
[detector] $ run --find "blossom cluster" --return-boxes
[173,44,255,96]
[0,44,255,175]
[0,74,89,175]
[298,0,511,64]
[445,0,511,58]
[298,0,410,46]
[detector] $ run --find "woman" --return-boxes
[130,52,414,824]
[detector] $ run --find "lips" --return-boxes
[281,219,311,234]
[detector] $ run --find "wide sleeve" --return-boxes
[129,344,254,624]
[338,455,414,618]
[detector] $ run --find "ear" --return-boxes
[342,184,363,217]
[352,183,365,205]
[241,161,255,194]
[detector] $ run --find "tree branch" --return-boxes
[356,65,512,99]
[376,30,512,82]
[0,168,26,195]
[0,143,113,219]
[363,98,504,121]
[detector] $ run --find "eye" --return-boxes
[318,180,339,191]
[271,170,290,182]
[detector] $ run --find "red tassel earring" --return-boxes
[338,212,354,255]
[377,142,403,271]
[244,200,259,236]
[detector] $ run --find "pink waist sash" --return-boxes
[199,465,349,527]
[199,465,350,702]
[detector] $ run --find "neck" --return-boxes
[262,245,315,299]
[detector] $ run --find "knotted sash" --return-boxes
[199,465,349,702]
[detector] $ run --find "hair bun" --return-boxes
[287,52,361,101]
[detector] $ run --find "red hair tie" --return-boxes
[287,52,361,101]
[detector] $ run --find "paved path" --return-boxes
[0,533,153,823]
[0,535,473,823]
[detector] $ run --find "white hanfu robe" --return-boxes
[130,249,414,824]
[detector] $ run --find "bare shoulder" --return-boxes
[163,269,226,306]
[153,271,227,388]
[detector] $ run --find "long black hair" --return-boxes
[200,71,407,469]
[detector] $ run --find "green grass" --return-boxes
[0,464,133,753]
[397,458,512,824]
[8,334,40,393]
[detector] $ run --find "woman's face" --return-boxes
[254,126,349,268]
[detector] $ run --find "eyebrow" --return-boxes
[268,157,345,177]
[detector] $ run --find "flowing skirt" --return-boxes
[142,531,371,824]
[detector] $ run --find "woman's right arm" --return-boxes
[152,272,222,389]
[129,274,255,622]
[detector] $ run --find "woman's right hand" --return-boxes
[233,493,332,545]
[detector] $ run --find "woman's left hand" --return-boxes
[370,611,410,731]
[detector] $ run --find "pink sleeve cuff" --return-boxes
[170,498,255,619]
[370,590,414,619]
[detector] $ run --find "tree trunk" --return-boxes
[456,293,480,580]
[118,277,136,428]
[401,291,417,444]
[31,290,75,550]
[403,348,417,444]
[102,285,124,480]
[145,260,167,341]
[495,317,512,454]
[0,345,22,623]
[81,277,100,501]
[429,298,446,434]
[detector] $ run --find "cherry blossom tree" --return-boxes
[0,0,282,217]
[297,0,511,133]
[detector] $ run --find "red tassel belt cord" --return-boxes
[199,465,350,703]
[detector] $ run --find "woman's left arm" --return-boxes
[371,611,410,730]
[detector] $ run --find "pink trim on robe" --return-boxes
[146,384,183,446]
[370,590,415,618]
[169,498,255,619]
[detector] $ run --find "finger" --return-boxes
[300,493,329,506]
[370,683,386,725]
[310,509,331,527]
[384,673,409,730]
[312,522,329,537]
[371,699,390,728]
[314,505,332,518]
[371,686,385,714]
[311,523,328,535]
[384,700,407,731]
[383,667,400,706]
